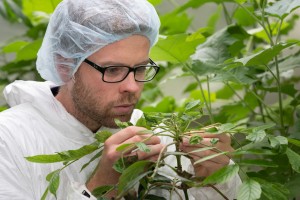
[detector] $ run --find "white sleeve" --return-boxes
[188,160,242,200]
[0,127,34,199]
[0,125,97,200]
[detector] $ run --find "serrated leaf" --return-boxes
[114,118,133,128]
[234,43,296,66]
[150,33,204,63]
[217,123,236,133]
[136,142,150,153]
[265,0,300,19]
[189,135,203,145]
[25,142,98,163]
[286,147,300,173]
[237,179,261,200]
[246,130,266,143]
[202,164,239,185]
[95,131,112,143]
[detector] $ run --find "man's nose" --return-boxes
[119,72,141,93]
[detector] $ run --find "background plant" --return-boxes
[1,0,300,199]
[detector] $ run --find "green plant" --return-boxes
[2,0,300,199]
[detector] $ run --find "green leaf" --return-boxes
[92,185,114,197]
[189,135,203,145]
[253,178,289,200]
[237,179,261,200]
[148,0,162,6]
[15,39,42,61]
[26,154,64,163]
[286,147,300,173]
[183,82,198,93]
[191,25,248,75]
[234,6,256,26]
[238,159,278,168]
[114,119,133,128]
[150,33,204,63]
[265,0,300,19]
[116,143,133,152]
[160,11,192,34]
[48,169,60,198]
[25,142,98,163]
[246,130,266,143]
[202,164,239,185]
[95,131,112,143]
[117,160,152,195]
[288,138,300,147]
[234,42,296,66]
[2,40,29,53]
[233,149,276,156]
[22,0,61,23]
[268,135,288,153]
[80,150,103,172]
[136,142,150,153]
[184,99,201,111]
[136,115,150,129]
[175,0,235,13]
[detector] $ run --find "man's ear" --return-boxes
[54,54,74,83]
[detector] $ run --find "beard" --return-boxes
[71,74,139,129]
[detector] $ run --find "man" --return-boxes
[0,0,241,199]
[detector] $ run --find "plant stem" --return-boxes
[221,3,232,25]
[274,56,285,135]
[208,184,229,200]
[184,63,214,123]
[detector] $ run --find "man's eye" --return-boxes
[106,67,124,74]
[135,67,147,74]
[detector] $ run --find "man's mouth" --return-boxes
[113,104,135,114]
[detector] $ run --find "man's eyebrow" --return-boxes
[100,59,150,66]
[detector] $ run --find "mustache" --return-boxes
[115,93,139,105]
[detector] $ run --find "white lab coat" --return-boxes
[0,81,241,200]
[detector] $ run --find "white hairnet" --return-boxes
[36,0,160,85]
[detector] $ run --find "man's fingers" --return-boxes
[105,126,148,145]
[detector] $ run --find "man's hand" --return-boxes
[179,132,233,177]
[86,126,164,197]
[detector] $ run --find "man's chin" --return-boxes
[103,115,132,128]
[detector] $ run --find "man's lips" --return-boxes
[113,104,135,113]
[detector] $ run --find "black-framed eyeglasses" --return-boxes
[84,58,160,83]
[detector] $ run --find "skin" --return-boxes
[56,35,233,198]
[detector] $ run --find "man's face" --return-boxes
[71,35,150,129]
